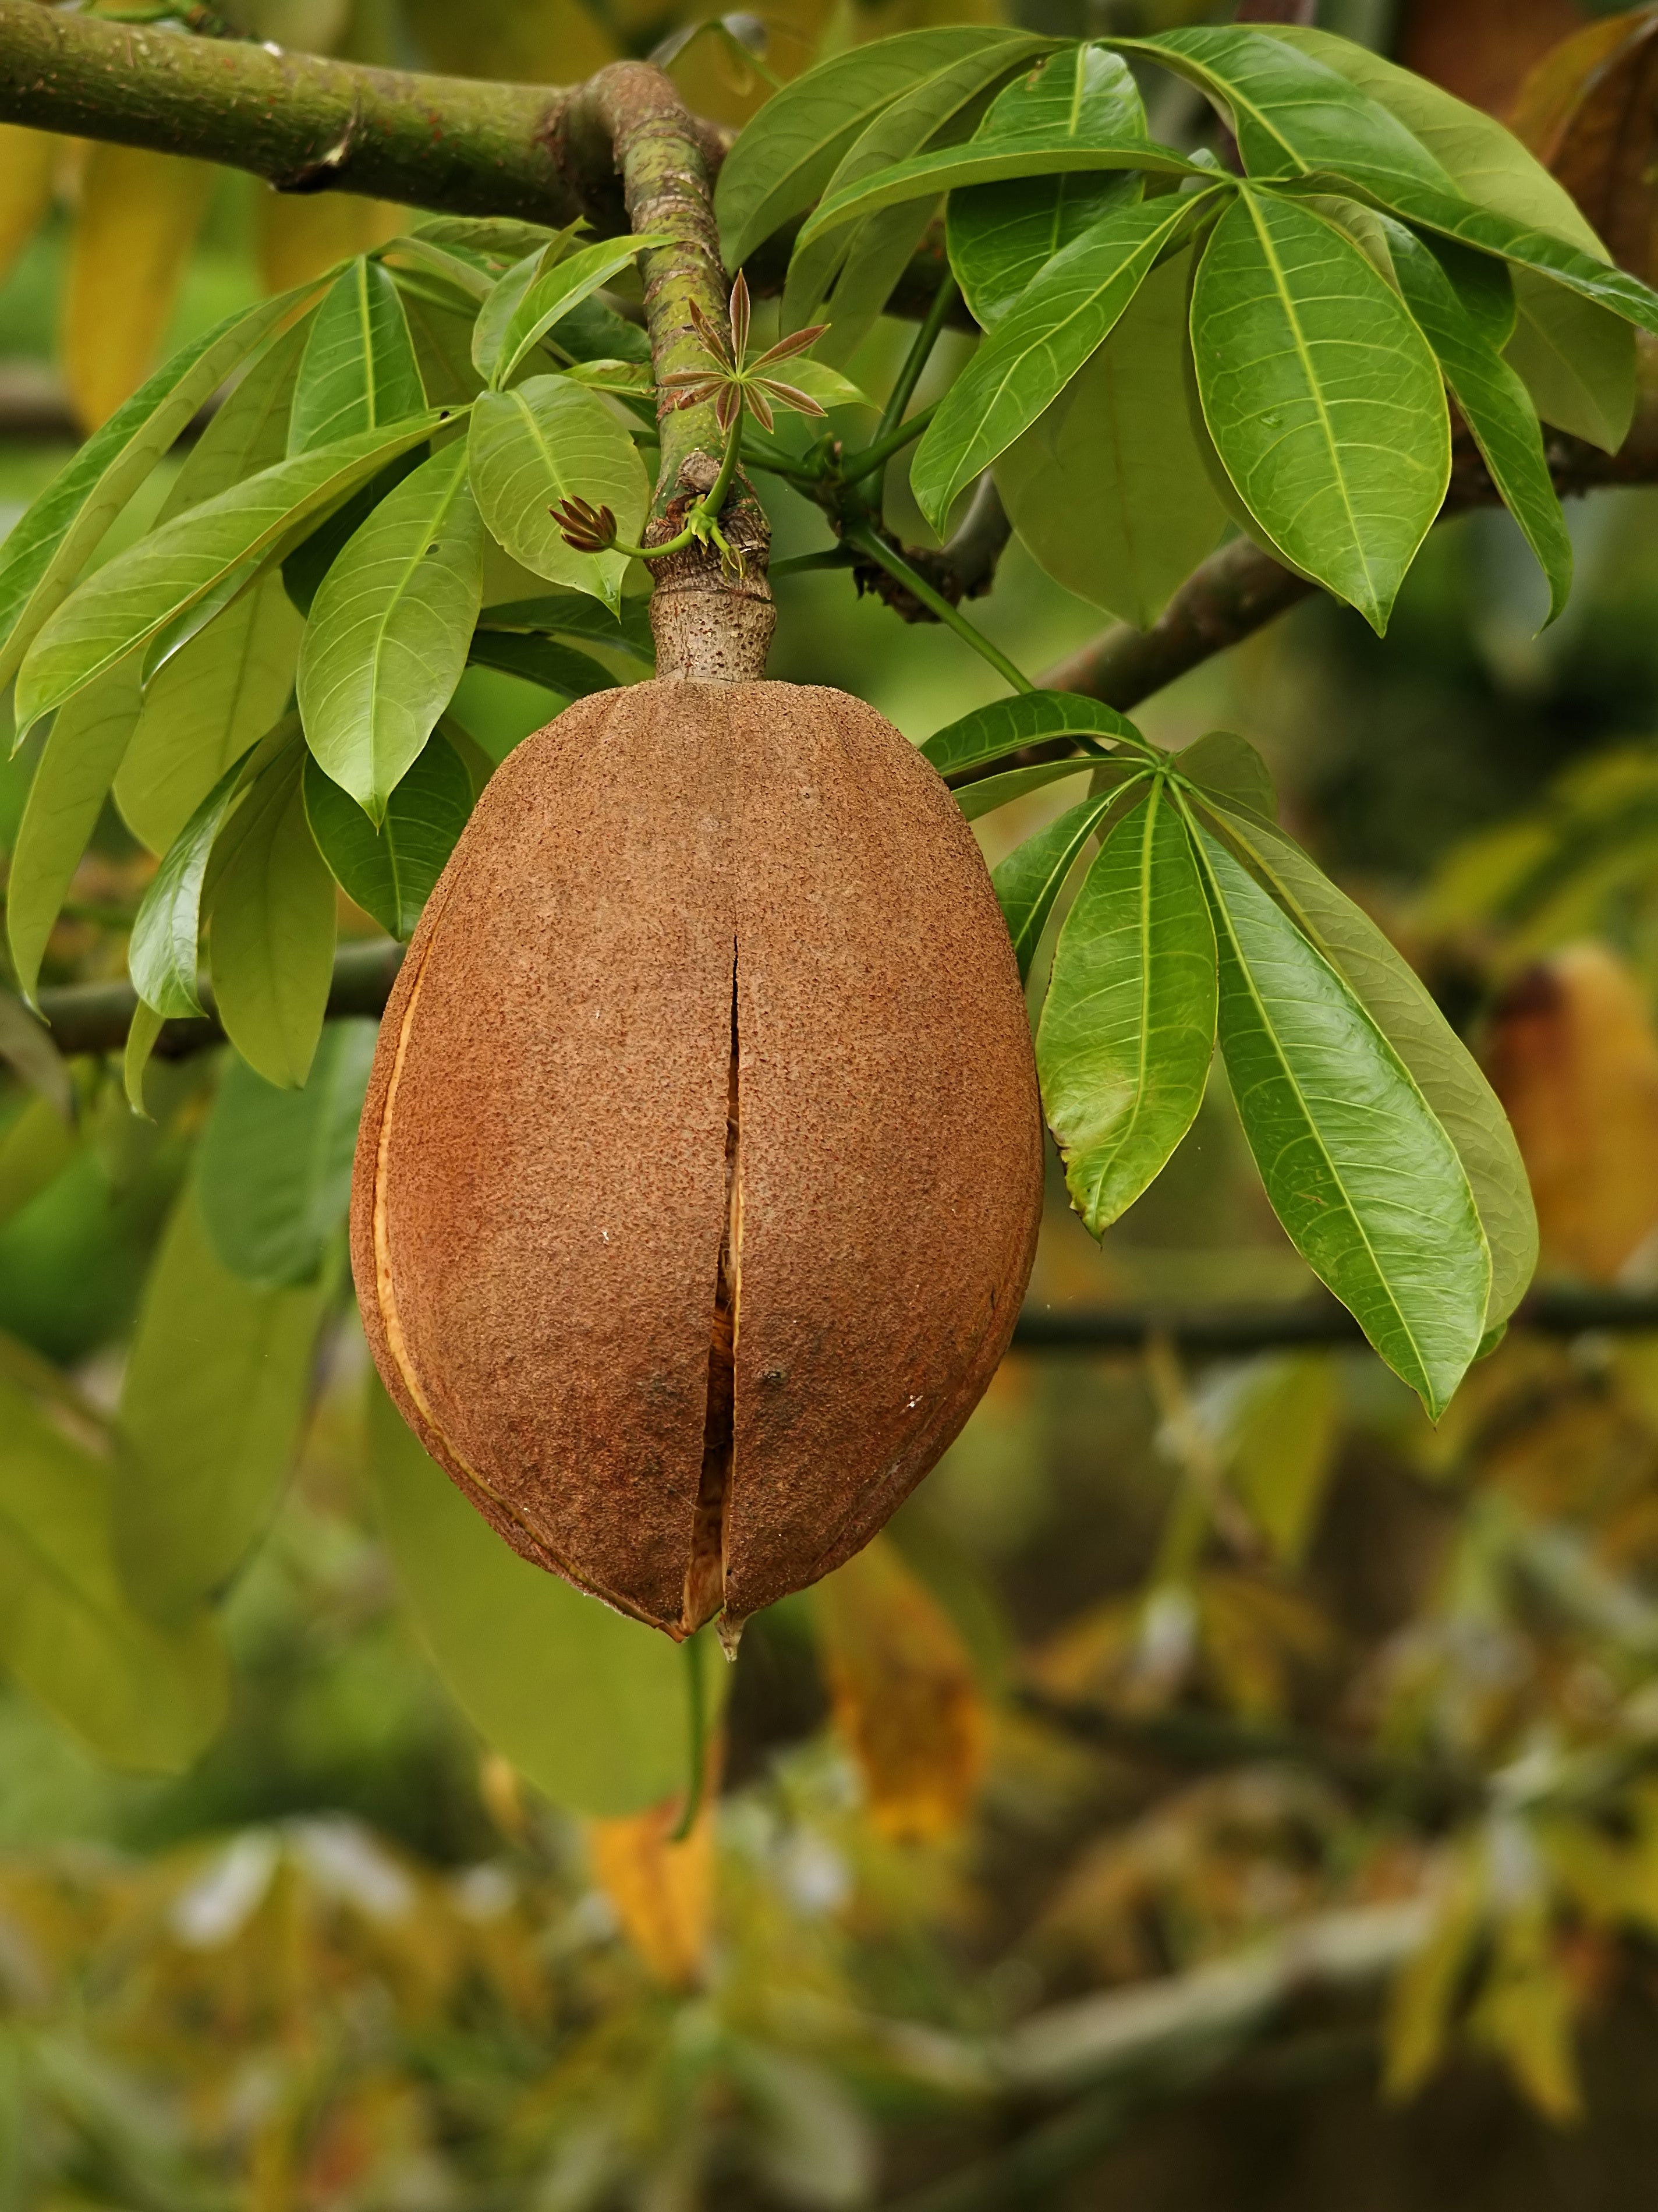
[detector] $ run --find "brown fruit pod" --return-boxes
[351,678,1043,1642]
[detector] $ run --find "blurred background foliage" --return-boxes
[13,0,1658,2206]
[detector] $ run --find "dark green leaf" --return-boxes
[954,758,1099,823]
[481,591,654,661]
[196,1018,378,1285]
[288,257,427,455]
[1036,780,1217,1231]
[279,446,428,618]
[1191,189,1448,633]
[916,189,1215,535]
[993,784,1137,982]
[297,441,484,820]
[465,628,616,698]
[1196,826,1489,1415]
[303,735,472,938]
[115,1185,327,1623]
[467,375,648,610]
[923,687,1151,777]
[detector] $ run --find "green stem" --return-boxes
[614,405,747,560]
[844,526,1034,695]
[876,274,959,447]
[668,1633,708,1845]
[840,399,941,487]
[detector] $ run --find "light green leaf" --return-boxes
[124,999,166,1118]
[116,575,304,855]
[923,687,1150,778]
[0,1367,227,1773]
[408,214,561,260]
[467,375,647,610]
[1383,218,1572,624]
[947,44,1147,328]
[954,757,1096,822]
[1218,1353,1339,1567]
[773,358,872,410]
[0,286,320,697]
[1504,267,1635,454]
[0,1098,76,1233]
[369,1378,700,1817]
[1196,825,1489,1415]
[115,1185,327,1623]
[288,257,426,455]
[915,189,1213,535]
[303,735,472,938]
[5,661,143,1001]
[1177,730,1277,820]
[490,235,667,390]
[807,200,943,370]
[1191,188,1449,634]
[154,310,313,526]
[207,744,337,1089]
[993,783,1142,982]
[297,441,484,820]
[196,1018,378,1286]
[995,249,1226,627]
[717,26,1041,265]
[1037,780,1217,1231]
[1200,798,1536,1333]
[15,416,442,737]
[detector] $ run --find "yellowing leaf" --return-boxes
[1469,1912,1585,2123]
[1384,1876,1483,2101]
[257,189,404,295]
[0,124,56,291]
[1485,944,1658,1280]
[813,1536,986,1841]
[63,146,218,430]
[585,1796,713,1990]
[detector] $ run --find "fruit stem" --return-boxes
[668,1631,709,1843]
[843,525,1035,695]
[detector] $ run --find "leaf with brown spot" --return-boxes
[1485,943,1658,1281]
[585,1796,713,1989]
[813,1535,986,1841]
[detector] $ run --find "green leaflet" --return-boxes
[1037,780,1217,1232]
[810,202,942,370]
[947,45,1147,329]
[1381,218,1572,624]
[288,257,426,455]
[915,189,1213,535]
[954,758,1097,823]
[993,783,1142,982]
[0,285,319,698]
[15,415,443,737]
[923,688,1150,778]
[280,448,428,618]
[466,628,616,699]
[5,662,143,1003]
[487,236,667,389]
[994,249,1226,628]
[1504,267,1635,454]
[196,1018,378,1286]
[0,1367,228,1773]
[124,1000,167,1119]
[716,25,1041,264]
[480,590,654,661]
[1177,730,1277,820]
[207,743,338,1090]
[303,735,472,939]
[1191,189,1449,635]
[1195,825,1490,1415]
[400,290,489,408]
[409,214,561,259]
[369,1378,704,1817]
[467,376,647,611]
[297,441,484,821]
[1199,798,1537,1333]
[154,311,313,526]
[115,1184,328,1625]
[129,735,274,1022]
[116,575,304,855]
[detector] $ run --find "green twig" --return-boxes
[876,275,959,448]
[841,399,941,486]
[843,526,1033,695]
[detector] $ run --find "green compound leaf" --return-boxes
[369,1377,706,1818]
[1037,780,1217,1233]
[196,1018,378,1286]
[915,189,1214,535]
[488,235,668,390]
[717,26,1041,265]
[288,256,426,456]
[303,733,473,939]
[0,285,320,698]
[1199,798,1536,1333]
[468,375,648,611]
[947,44,1147,329]
[1176,730,1277,821]
[1195,824,1490,1416]
[5,661,143,1002]
[1191,188,1449,635]
[953,757,1099,823]
[115,1184,328,1624]
[297,440,484,822]
[15,416,443,737]
[923,688,1151,778]
[993,780,1147,983]
[207,742,338,1090]
[1381,218,1572,624]
[994,248,1226,627]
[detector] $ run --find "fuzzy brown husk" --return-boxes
[351,679,1043,1640]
